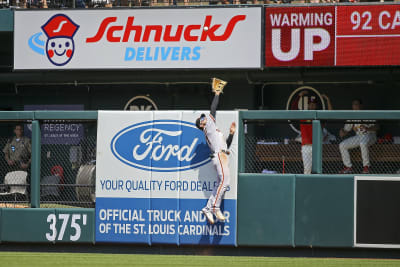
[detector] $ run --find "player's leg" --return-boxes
[339,135,360,172]
[202,155,222,224]
[301,145,312,174]
[212,152,230,221]
[203,182,218,224]
[360,133,377,173]
[204,157,219,211]
[204,152,229,222]
[201,205,215,224]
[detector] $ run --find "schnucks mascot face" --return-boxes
[41,14,79,66]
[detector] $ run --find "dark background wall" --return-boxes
[260,81,400,111]
[0,81,257,111]
[0,75,399,112]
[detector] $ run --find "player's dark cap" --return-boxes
[195,118,201,129]
[195,114,206,130]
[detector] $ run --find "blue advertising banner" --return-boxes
[95,198,236,245]
[95,111,238,245]
[24,105,84,145]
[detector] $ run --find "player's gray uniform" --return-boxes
[339,123,377,168]
[202,113,230,213]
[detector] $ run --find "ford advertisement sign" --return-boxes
[95,111,239,245]
[110,120,210,172]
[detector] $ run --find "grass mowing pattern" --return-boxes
[0,252,400,267]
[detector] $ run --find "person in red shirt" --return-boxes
[300,93,332,174]
[300,97,316,175]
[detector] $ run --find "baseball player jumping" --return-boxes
[195,78,233,225]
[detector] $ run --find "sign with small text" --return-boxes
[95,111,238,245]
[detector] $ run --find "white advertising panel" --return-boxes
[14,8,261,70]
[95,110,238,245]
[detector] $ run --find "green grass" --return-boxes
[0,252,399,267]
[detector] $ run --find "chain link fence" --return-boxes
[245,119,400,175]
[245,120,303,174]
[0,123,31,208]
[0,120,96,209]
[322,121,400,175]
[40,121,96,208]
[2,116,400,208]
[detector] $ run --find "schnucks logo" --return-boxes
[111,120,211,172]
[86,15,246,43]
[29,14,79,66]
[86,15,246,63]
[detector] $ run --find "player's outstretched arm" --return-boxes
[210,78,227,118]
[210,92,220,118]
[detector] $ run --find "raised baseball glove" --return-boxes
[211,78,227,94]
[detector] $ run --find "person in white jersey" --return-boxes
[195,85,235,224]
[339,99,379,174]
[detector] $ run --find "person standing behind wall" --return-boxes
[3,124,31,172]
[300,93,332,174]
[339,99,378,174]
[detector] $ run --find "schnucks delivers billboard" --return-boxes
[14,8,261,70]
[265,4,400,67]
[95,111,238,245]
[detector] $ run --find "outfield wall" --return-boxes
[238,174,354,247]
[0,174,354,247]
[0,110,397,248]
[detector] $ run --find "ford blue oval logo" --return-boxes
[111,120,211,172]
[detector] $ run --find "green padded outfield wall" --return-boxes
[0,208,94,243]
[53,208,95,243]
[1,209,55,243]
[294,175,354,247]
[237,174,354,247]
[237,174,296,246]
[0,175,354,246]
[0,176,354,245]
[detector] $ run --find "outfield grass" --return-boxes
[0,252,399,267]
